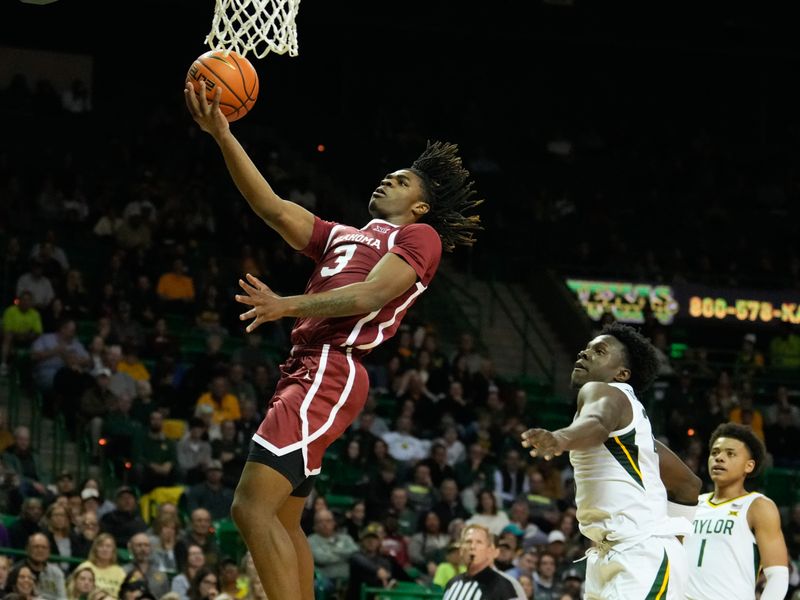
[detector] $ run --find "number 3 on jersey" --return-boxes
[320,244,357,277]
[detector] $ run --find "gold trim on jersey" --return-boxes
[604,430,644,487]
[706,491,755,507]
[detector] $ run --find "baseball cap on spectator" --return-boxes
[744,333,757,344]
[81,488,100,501]
[562,567,583,582]
[206,460,223,471]
[502,524,524,538]
[360,522,383,540]
[547,530,566,544]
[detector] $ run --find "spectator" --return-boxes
[8,498,44,549]
[75,533,126,598]
[466,489,510,537]
[769,322,800,371]
[137,411,178,492]
[150,514,180,573]
[123,532,170,599]
[218,556,242,599]
[156,259,195,311]
[18,532,66,600]
[345,523,411,600]
[3,426,48,499]
[176,418,213,485]
[533,551,560,600]
[382,415,430,465]
[783,502,800,561]
[733,333,765,383]
[15,258,55,310]
[42,502,80,573]
[4,563,40,599]
[184,460,234,521]
[74,509,99,559]
[454,442,496,496]
[408,511,450,576]
[31,318,90,393]
[764,385,800,427]
[210,420,246,489]
[1,290,43,376]
[380,487,418,537]
[439,425,466,466]
[115,342,149,383]
[420,443,457,489]
[99,487,147,548]
[432,541,465,590]
[0,555,11,591]
[728,393,765,441]
[308,508,359,592]
[432,478,471,531]
[186,566,219,600]
[65,565,96,600]
[494,449,530,509]
[169,544,205,600]
[404,463,436,514]
[175,509,219,572]
[504,549,538,580]
[195,376,241,426]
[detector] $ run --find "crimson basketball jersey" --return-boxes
[292,217,442,351]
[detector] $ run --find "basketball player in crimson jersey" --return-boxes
[185,81,482,600]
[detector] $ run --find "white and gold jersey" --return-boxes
[685,491,763,600]
[570,382,690,544]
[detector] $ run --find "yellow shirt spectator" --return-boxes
[157,259,195,301]
[197,375,242,423]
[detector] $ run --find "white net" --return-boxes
[205,0,301,59]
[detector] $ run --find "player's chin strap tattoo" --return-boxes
[760,565,789,600]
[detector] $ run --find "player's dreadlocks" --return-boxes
[409,140,484,252]
[600,322,660,393]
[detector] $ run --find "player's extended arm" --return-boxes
[654,440,702,505]
[184,82,314,250]
[235,253,418,332]
[749,496,789,600]
[521,382,628,459]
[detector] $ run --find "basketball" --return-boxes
[186,49,259,122]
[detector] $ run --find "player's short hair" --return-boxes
[709,422,766,479]
[459,523,496,546]
[600,323,659,392]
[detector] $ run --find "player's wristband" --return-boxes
[667,500,698,522]
[760,566,789,600]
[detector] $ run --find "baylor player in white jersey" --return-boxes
[522,323,702,599]
[686,423,788,600]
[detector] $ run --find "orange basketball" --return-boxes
[186,50,259,122]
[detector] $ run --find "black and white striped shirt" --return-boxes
[443,566,527,600]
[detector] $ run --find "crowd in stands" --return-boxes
[2,21,800,598]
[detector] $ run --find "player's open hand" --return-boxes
[235,273,285,333]
[184,80,230,137]
[521,427,566,461]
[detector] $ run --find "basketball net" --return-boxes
[206,0,301,59]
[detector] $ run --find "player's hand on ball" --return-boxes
[521,428,565,461]
[235,273,284,332]
[184,81,229,137]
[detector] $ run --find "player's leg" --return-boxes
[231,461,297,599]
[662,536,688,599]
[603,537,676,599]
[276,486,315,600]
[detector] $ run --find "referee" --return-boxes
[443,524,526,600]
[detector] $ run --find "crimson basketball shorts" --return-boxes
[248,344,370,497]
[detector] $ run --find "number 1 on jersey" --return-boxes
[697,539,706,566]
[320,244,357,277]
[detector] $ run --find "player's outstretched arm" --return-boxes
[750,496,789,600]
[236,253,418,332]
[184,82,314,250]
[655,440,702,505]
[521,382,628,459]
